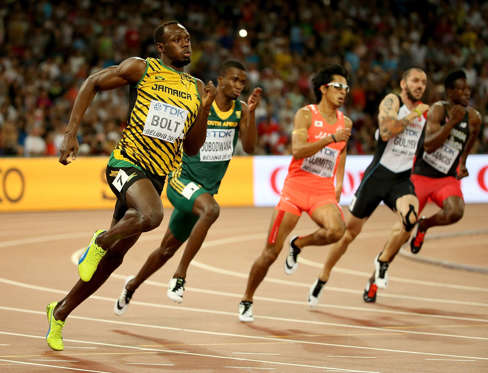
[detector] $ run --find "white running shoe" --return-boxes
[308,279,325,307]
[114,275,135,316]
[238,300,254,322]
[284,235,301,275]
[167,277,185,303]
[374,253,389,289]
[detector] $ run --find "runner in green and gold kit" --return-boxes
[114,60,262,313]
[45,21,216,351]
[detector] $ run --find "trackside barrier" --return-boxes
[0,155,486,212]
[0,157,253,212]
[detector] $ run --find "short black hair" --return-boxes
[444,69,467,90]
[312,64,350,103]
[153,20,180,43]
[219,60,246,76]
[402,67,425,81]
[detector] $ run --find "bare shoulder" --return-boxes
[343,115,353,129]
[117,57,147,81]
[296,106,311,117]
[120,57,146,70]
[468,106,482,125]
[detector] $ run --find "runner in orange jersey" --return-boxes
[239,64,352,322]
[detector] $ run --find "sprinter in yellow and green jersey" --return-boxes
[46,21,216,351]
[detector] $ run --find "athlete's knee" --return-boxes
[345,226,360,243]
[158,244,179,261]
[316,224,344,244]
[124,207,163,232]
[200,201,220,224]
[261,245,280,265]
[140,209,164,232]
[330,220,346,242]
[401,204,418,232]
[446,206,464,223]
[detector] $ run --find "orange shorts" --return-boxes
[277,178,341,217]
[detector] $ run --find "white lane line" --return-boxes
[232,352,281,356]
[298,257,488,292]
[425,358,476,362]
[31,359,80,362]
[108,273,488,324]
[0,330,379,373]
[224,367,275,370]
[328,356,376,359]
[3,229,485,293]
[0,233,89,248]
[190,261,488,308]
[1,309,488,360]
[127,362,174,366]
[0,358,110,372]
[2,276,488,341]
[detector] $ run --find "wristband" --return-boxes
[414,107,423,116]
[331,134,337,142]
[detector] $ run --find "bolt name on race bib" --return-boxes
[143,101,189,143]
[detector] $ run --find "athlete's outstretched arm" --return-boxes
[239,87,262,154]
[59,57,147,165]
[378,93,428,141]
[334,117,353,202]
[423,103,467,153]
[291,108,350,159]
[457,108,482,179]
[184,79,216,156]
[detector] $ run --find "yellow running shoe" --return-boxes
[46,302,65,351]
[78,229,107,282]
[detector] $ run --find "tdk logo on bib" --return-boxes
[143,100,189,143]
[208,129,233,138]
[153,102,187,120]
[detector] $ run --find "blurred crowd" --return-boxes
[0,0,487,157]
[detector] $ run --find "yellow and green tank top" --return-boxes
[114,57,201,176]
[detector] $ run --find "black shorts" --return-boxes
[349,165,415,219]
[106,162,165,221]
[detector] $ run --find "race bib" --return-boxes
[143,100,188,143]
[423,142,459,174]
[199,128,235,162]
[182,181,201,199]
[301,147,338,178]
[390,126,423,157]
[112,169,133,192]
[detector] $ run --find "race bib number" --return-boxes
[301,147,338,178]
[112,169,130,192]
[182,181,201,199]
[423,142,459,174]
[390,126,423,157]
[143,101,188,143]
[199,128,235,162]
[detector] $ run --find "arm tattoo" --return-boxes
[380,127,392,137]
[384,97,394,110]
